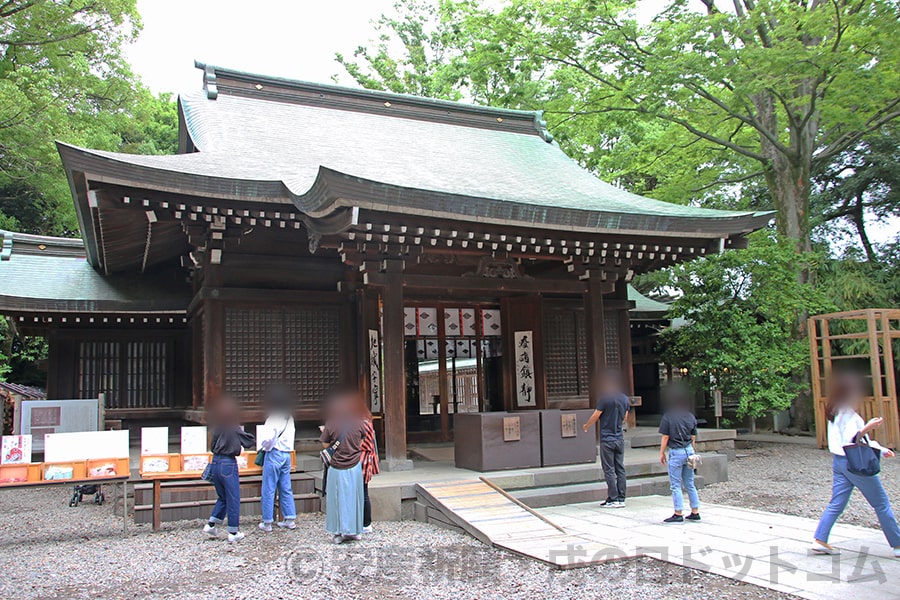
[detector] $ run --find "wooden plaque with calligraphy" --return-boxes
[560,413,578,438]
[502,417,521,442]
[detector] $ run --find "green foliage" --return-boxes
[660,233,832,418]
[0,0,177,236]
[811,126,900,261]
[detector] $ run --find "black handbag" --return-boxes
[843,435,881,477]
[320,428,349,467]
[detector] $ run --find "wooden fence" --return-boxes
[809,309,900,449]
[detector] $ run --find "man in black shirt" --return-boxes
[582,369,631,508]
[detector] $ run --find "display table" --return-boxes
[454,412,541,471]
[139,451,296,530]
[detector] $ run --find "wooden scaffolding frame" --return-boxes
[809,309,900,449]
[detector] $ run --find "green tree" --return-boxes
[812,126,900,262]
[660,233,832,419]
[0,0,159,235]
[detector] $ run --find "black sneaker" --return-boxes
[599,498,618,508]
[663,514,684,523]
[685,513,701,521]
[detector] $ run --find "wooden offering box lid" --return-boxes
[42,461,87,481]
[87,457,130,479]
[140,453,181,476]
[0,463,40,485]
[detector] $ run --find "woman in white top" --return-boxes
[812,372,899,557]
[258,386,297,532]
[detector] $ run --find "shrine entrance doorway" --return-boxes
[403,303,504,442]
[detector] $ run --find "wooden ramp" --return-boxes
[416,478,635,569]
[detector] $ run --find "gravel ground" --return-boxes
[703,442,900,530]
[0,486,791,600]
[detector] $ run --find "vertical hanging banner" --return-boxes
[368,329,382,413]
[514,330,536,407]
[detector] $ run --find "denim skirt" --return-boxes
[325,462,364,536]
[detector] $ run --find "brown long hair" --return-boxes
[824,372,863,422]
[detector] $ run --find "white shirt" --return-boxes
[827,408,883,456]
[260,415,295,452]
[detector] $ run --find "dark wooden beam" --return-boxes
[363,271,594,295]
[583,276,607,396]
[380,260,413,471]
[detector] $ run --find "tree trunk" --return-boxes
[850,195,877,262]
[755,91,816,430]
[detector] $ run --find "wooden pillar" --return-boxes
[583,276,607,397]
[381,260,413,471]
[202,298,225,407]
[619,307,635,396]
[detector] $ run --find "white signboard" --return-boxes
[181,426,208,455]
[141,427,169,455]
[44,430,129,462]
[368,329,382,413]
[18,399,99,452]
[1,435,32,464]
[514,330,537,407]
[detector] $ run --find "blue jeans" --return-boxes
[209,455,241,533]
[814,455,900,547]
[261,449,296,523]
[667,444,700,512]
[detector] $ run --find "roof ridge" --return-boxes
[0,229,86,260]
[193,61,555,142]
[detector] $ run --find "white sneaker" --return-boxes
[227,531,245,543]
[612,501,626,509]
[332,534,344,545]
[203,523,219,538]
[893,547,900,559]
[258,522,273,532]
[810,541,840,555]
[362,525,373,534]
[277,520,296,530]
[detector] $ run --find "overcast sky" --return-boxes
[125,0,399,95]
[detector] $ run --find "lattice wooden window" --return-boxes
[224,306,342,406]
[543,308,590,398]
[605,314,620,367]
[77,340,171,409]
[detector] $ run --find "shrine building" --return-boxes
[0,63,770,469]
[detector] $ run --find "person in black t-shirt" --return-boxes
[658,384,701,523]
[582,369,631,508]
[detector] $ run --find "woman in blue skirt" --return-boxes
[319,388,367,544]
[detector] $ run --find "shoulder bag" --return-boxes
[843,434,881,477]
[320,427,350,467]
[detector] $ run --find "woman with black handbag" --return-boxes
[257,386,297,533]
[319,388,366,544]
[812,372,899,557]
[202,395,256,543]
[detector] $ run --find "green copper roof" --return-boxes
[0,231,189,314]
[628,285,672,319]
[58,63,771,242]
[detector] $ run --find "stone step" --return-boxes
[479,458,669,491]
[510,474,707,509]
[295,454,324,472]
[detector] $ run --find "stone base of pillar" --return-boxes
[382,458,414,472]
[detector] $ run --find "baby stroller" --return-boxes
[69,484,105,507]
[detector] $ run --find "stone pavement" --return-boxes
[537,496,899,600]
